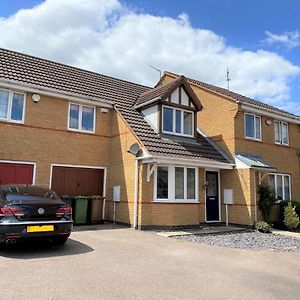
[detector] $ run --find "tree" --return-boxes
[283,202,300,230]
[258,185,277,222]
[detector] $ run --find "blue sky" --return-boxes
[0,0,299,114]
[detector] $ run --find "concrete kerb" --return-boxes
[155,225,251,238]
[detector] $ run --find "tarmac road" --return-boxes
[1,224,299,300]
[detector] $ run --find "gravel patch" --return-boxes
[177,231,300,252]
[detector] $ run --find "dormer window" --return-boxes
[135,75,202,138]
[162,105,194,136]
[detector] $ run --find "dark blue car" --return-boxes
[0,185,73,246]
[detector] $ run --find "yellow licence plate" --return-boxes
[27,225,54,233]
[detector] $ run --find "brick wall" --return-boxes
[105,111,142,225]
[0,93,112,187]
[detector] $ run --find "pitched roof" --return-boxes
[0,48,230,163]
[0,48,149,106]
[135,75,202,110]
[164,71,300,121]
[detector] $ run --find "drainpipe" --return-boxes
[253,170,258,224]
[133,158,139,229]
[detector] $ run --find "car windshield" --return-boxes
[1,186,57,201]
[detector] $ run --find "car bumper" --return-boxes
[0,220,73,242]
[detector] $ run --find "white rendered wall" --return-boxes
[141,105,159,132]
[181,88,189,106]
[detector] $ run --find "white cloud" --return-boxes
[264,30,300,49]
[0,0,300,114]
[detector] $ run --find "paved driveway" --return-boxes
[1,225,299,300]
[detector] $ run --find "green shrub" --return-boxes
[276,200,300,229]
[255,221,272,233]
[283,202,300,230]
[258,185,277,222]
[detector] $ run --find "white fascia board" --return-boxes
[140,155,234,169]
[0,79,113,109]
[240,103,300,124]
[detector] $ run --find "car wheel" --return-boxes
[52,236,69,246]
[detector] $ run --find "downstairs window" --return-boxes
[269,173,291,201]
[155,165,198,202]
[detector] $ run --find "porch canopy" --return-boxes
[235,153,276,172]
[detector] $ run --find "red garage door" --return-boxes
[0,162,34,185]
[51,166,104,197]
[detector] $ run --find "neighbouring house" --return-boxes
[0,48,299,228]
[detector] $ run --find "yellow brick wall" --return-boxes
[235,111,300,201]
[104,111,142,225]
[220,168,255,225]
[0,93,112,187]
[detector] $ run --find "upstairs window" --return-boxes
[0,89,25,123]
[68,103,95,133]
[245,113,261,140]
[274,121,289,145]
[162,106,194,136]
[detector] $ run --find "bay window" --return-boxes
[155,165,198,202]
[245,113,261,140]
[156,166,169,200]
[269,173,291,201]
[162,106,194,136]
[68,103,95,133]
[0,89,25,123]
[274,121,289,145]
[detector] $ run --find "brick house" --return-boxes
[0,48,299,228]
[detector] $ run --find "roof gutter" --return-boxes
[138,155,234,169]
[240,103,300,124]
[0,78,113,109]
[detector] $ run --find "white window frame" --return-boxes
[274,120,289,146]
[162,105,194,137]
[268,173,291,201]
[153,165,199,203]
[68,102,96,133]
[244,113,262,141]
[0,88,26,124]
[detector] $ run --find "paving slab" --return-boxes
[273,229,300,239]
[156,226,247,237]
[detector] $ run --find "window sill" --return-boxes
[68,128,95,134]
[161,131,194,138]
[275,142,289,147]
[153,200,199,204]
[0,118,24,125]
[245,136,262,142]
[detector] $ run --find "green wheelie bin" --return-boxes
[74,196,89,225]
